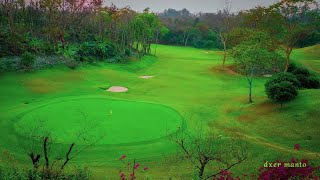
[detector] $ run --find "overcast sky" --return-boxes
[103,0,284,13]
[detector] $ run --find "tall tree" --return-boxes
[232,32,279,103]
[269,0,318,72]
[217,0,234,68]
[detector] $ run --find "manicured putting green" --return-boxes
[15,98,183,145]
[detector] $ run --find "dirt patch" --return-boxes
[106,86,128,92]
[214,51,225,55]
[237,100,277,123]
[139,75,154,79]
[209,65,238,75]
[24,78,58,94]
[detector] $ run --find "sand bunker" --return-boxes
[139,75,154,79]
[107,86,128,92]
[263,74,272,78]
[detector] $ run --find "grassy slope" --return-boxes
[0,45,319,178]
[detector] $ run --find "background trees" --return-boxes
[0,1,162,66]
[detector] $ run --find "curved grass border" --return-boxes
[13,96,187,147]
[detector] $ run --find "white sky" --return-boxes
[103,0,290,13]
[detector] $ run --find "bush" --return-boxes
[265,72,300,88]
[265,80,298,108]
[295,74,310,88]
[77,41,116,62]
[292,66,310,77]
[0,57,20,72]
[64,57,78,70]
[20,52,35,70]
[307,76,320,89]
[287,62,298,73]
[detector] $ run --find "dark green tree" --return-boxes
[265,81,298,108]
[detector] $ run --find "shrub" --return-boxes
[64,58,78,70]
[20,52,35,70]
[287,62,298,73]
[265,72,300,88]
[292,66,310,77]
[307,76,320,89]
[258,159,319,179]
[77,41,116,62]
[295,74,310,88]
[265,81,298,108]
[0,57,20,72]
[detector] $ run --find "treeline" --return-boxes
[157,3,320,50]
[0,0,162,70]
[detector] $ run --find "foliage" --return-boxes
[118,155,149,180]
[292,66,311,77]
[77,41,117,62]
[290,66,320,89]
[20,52,35,70]
[265,72,300,88]
[172,131,247,179]
[232,31,279,102]
[0,1,161,70]
[287,62,298,73]
[265,81,298,107]
[0,165,91,180]
[258,145,319,179]
[308,76,320,89]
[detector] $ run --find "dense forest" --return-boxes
[1,0,319,71]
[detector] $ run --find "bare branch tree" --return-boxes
[171,130,247,179]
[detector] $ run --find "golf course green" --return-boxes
[0,44,319,178]
[14,97,184,145]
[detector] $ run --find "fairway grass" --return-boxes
[0,44,319,178]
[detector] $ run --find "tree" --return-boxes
[231,32,278,103]
[265,80,298,108]
[269,0,318,72]
[16,112,104,179]
[217,0,234,68]
[171,131,247,179]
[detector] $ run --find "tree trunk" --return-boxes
[155,31,159,55]
[43,137,49,171]
[29,153,41,171]
[184,33,190,46]
[222,40,227,69]
[198,163,207,179]
[249,69,254,103]
[284,46,292,72]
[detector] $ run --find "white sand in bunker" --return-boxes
[138,75,154,79]
[106,86,128,92]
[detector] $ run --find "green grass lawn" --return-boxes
[0,44,319,178]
